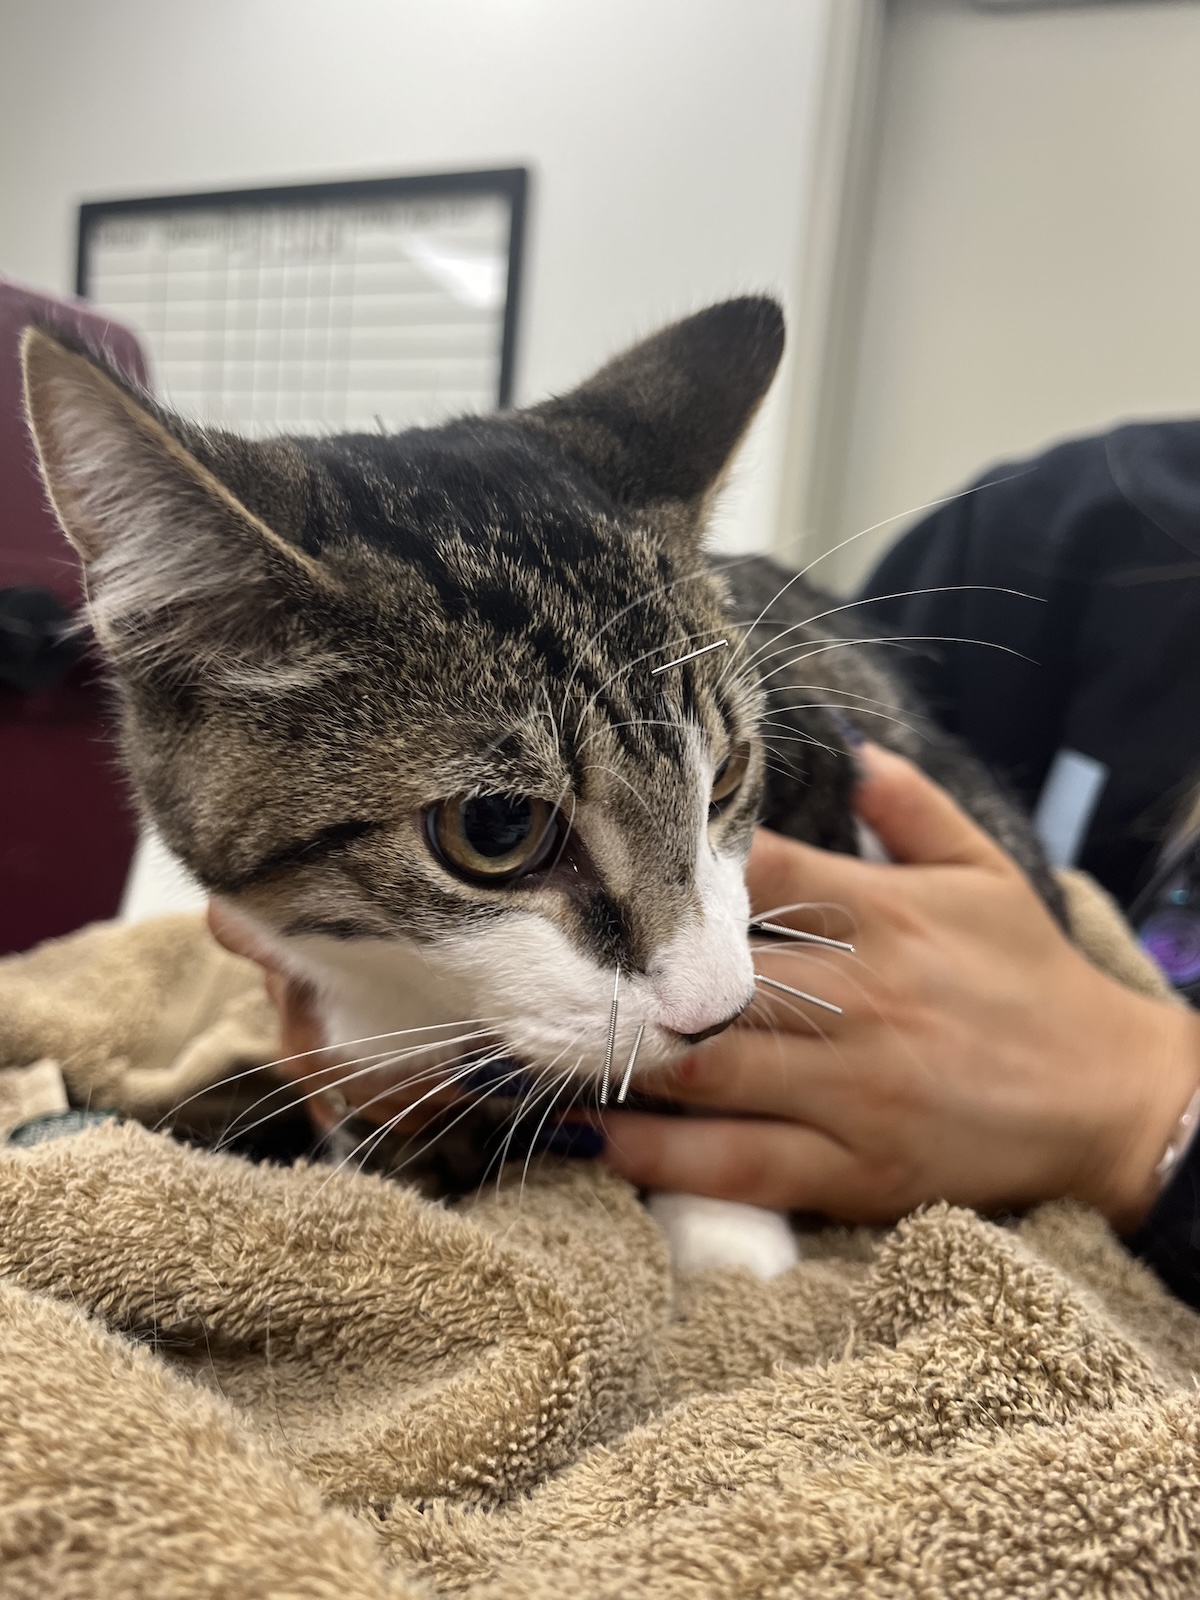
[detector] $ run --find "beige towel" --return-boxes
[0,870,1196,1598]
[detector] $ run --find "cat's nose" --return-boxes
[675,996,753,1047]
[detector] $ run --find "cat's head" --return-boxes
[22,299,785,1089]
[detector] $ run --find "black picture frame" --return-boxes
[75,166,528,408]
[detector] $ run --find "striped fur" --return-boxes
[22,299,1057,1179]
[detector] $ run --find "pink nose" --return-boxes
[673,996,753,1047]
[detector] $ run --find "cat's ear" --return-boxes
[21,328,332,677]
[526,296,784,529]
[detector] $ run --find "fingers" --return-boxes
[667,1026,844,1121]
[743,744,1014,931]
[853,743,1010,872]
[600,1111,863,1213]
[207,896,285,973]
[274,976,325,1063]
[208,899,326,1064]
[744,828,869,927]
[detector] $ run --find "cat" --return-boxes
[21,298,1059,1277]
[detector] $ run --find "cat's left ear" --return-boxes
[21,328,333,677]
[525,296,785,545]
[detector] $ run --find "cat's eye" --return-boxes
[710,741,751,812]
[428,794,561,885]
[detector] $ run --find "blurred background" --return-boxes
[4,0,1200,948]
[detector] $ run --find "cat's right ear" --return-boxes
[21,328,333,676]
[525,296,785,537]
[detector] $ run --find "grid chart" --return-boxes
[81,186,517,437]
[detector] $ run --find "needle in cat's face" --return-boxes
[22,299,786,1096]
[207,563,767,1091]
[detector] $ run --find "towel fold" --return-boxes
[0,870,1194,1598]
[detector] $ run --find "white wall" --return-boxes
[828,0,1200,589]
[0,0,833,554]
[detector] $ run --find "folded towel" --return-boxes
[0,870,1194,1599]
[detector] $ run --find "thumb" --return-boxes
[854,743,1010,871]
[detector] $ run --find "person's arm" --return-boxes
[856,429,1200,909]
[601,743,1200,1236]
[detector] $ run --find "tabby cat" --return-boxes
[21,299,1056,1275]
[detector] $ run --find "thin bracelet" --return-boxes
[1154,1085,1200,1186]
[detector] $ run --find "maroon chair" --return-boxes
[0,277,149,955]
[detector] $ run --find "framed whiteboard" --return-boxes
[76,168,527,436]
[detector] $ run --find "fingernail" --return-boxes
[827,709,865,750]
[464,1058,530,1098]
[535,1121,606,1160]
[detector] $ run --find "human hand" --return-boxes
[601,743,1200,1232]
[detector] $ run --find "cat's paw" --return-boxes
[646,1192,800,1278]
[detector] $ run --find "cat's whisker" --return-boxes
[759,703,919,738]
[331,1080,463,1181]
[215,1053,477,1157]
[732,583,1040,678]
[753,900,857,946]
[755,716,838,738]
[242,1032,495,1111]
[754,944,873,969]
[519,1062,587,1202]
[750,730,852,772]
[754,633,1036,682]
[374,1056,541,1184]
[770,948,928,1072]
[755,899,848,924]
[757,737,841,776]
[580,760,656,820]
[761,755,806,784]
[323,1102,417,1187]
[616,1022,645,1104]
[762,945,933,1085]
[744,630,929,681]
[312,1052,501,1195]
[600,968,621,1106]
[486,1033,584,1192]
[745,631,941,682]
[712,469,1036,688]
[215,1035,489,1134]
[531,780,578,879]
[213,1028,498,1151]
[537,681,564,756]
[491,1046,581,1196]
[152,1015,502,1133]
[559,555,763,726]
[760,681,918,716]
[757,730,839,755]
[316,1048,526,1150]
[316,1053,510,1163]
[751,988,843,1067]
[750,920,855,954]
[575,718,681,755]
[754,974,842,1015]
[307,1036,505,1109]
[211,1046,423,1152]
[571,625,728,741]
[490,1069,552,1192]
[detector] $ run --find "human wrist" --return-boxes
[1096,1001,1200,1234]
